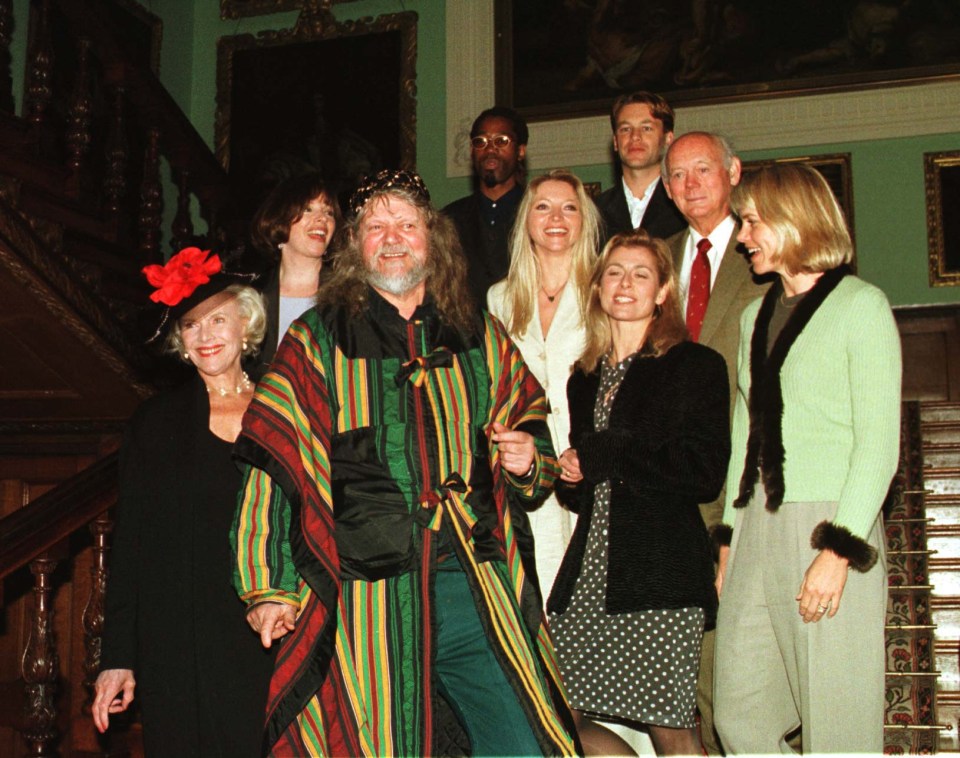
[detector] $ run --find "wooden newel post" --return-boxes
[21,554,60,758]
[83,513,113,707]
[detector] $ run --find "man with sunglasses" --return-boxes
[444,106,528,306]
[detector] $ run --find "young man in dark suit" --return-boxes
[595,92,686,246]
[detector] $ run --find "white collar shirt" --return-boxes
[623,176,660,230]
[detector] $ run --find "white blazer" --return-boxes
[487,280,585,599]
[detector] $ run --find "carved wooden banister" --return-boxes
[0,452,118,582]
[22,554,60,757]
[50,0,242,240]
[0,453,119,757]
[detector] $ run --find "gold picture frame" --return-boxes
[924,150,960,287]
[215,6,417,218]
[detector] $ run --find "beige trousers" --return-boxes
[714,493,886,754]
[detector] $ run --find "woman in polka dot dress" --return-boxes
[548,231,730,756]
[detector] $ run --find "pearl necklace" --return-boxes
[206,371,252,397]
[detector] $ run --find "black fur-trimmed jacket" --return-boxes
[546,340,730,628]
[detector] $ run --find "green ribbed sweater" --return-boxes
[722,275,902,540]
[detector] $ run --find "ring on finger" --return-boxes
[816,604,828,613]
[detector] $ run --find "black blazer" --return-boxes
[595,178,687,248]
[547,341,730,627]
[258,264,282,369]
[443,191,519,307]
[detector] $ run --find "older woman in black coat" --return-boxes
[93,249,275,757]
[548,230,730,756]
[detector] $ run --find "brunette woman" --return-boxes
[251,172,341,366]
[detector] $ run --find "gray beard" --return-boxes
[365,246,431,296]
[367,267,429,296]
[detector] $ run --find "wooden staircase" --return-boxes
[924,401,960,751]
[0,0,250,754]
[884,400,960,753]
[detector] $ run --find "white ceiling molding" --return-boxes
[445,0,960,176]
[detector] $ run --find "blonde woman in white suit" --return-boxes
[487,169,600,601]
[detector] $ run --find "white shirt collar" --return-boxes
[622,176,660,230]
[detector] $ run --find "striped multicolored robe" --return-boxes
[232,289,578,757]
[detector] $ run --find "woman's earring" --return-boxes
[183,352,190,361]
[242,340,249,352]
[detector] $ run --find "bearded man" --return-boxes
[232,169,578,757]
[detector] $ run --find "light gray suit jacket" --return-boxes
[668,222,771,526]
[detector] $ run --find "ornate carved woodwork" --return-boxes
[138,127,162,264]
[219,0,356,21]
[21,555,60,758]
[25,0,54,128]
[82,513,112,708]
[103,87,129,218]
[65,38,93,176]
[171,169,194,253]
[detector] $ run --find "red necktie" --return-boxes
[686,238,712,342]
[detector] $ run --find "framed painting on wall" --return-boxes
[496,0,960,121]
[216,7,417,219]
[925,150,960,287]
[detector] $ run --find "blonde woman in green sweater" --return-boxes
[712,164,901,754]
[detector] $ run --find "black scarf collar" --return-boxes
[734,264,851,511]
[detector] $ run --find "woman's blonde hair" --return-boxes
[731,163,852,275]
[577,231,687,374]
[500,169,600,337]
[165,284,267,361]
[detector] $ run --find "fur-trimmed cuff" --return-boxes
[810,520,878,572]
[710,523,733,550]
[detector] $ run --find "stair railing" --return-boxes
[0,453,118,757]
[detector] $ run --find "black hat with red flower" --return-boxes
[142,246,257,342]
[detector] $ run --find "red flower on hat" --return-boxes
[142,247,222,306]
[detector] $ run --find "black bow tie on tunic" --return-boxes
[395,348,454,386]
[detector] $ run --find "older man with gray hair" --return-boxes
[231,169,578,757]
[663,131,771,754]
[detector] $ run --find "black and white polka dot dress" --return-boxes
[550,353,705,729]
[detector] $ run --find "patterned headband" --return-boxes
[349,169,431,215]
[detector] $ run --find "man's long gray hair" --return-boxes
[317,187,478,334]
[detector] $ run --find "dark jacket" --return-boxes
[258,263,282,369]
[443,188,522,307]
[595,178,687,248]
[547,341,730,627]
